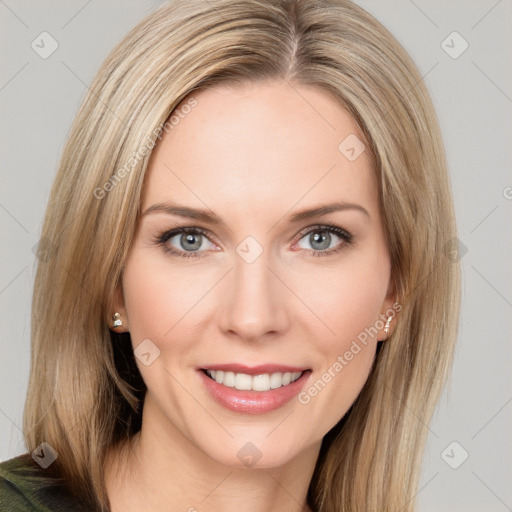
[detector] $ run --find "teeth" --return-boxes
[235,373,252,390]
[252,374,270,392]
[205,370,303,391]
[223,371,235,387]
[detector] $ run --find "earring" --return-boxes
[383,316,393,336]
[112,312,122,328]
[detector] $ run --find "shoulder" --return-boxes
[0,453,88,512]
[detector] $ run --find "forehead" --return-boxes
[141,81,378,221]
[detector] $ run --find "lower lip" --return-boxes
[197,369,311,414]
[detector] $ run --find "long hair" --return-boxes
[23,1,461,510]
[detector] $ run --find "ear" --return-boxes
[377,275,401,341]
[108,281,130,333]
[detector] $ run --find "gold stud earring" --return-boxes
[112,312,123,328]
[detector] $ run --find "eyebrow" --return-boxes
[141,201,370,224]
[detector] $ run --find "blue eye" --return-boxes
[295,225,353,257]
[155,224,353,259]
[157,227,215,259]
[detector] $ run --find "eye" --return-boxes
[294,225,353,257]
[155,227,217,259]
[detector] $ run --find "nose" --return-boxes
[217,250,290,343]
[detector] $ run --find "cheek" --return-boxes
[121,250,203,347]
[120,251,210,419]
[294,251,389,348]
[323,267,386,343]
[292,251,389,414]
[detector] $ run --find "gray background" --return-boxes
[1,1,511,510]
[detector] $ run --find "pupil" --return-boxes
[181,233,201,251]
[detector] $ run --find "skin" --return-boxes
[105,80,396,512]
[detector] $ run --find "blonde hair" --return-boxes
[23,0,461,510]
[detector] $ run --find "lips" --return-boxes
[196,363,312,414]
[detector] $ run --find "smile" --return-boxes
[197,365,312,414]
[204,369,304,392]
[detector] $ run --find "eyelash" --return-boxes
[154,224,354,260]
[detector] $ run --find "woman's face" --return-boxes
[114,80,395,468]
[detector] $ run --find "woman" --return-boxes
[0,0,460,511]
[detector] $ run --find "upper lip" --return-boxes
[199,364,310,375]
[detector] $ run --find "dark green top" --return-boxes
[0,454,89,511]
